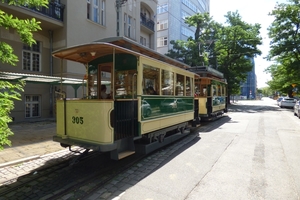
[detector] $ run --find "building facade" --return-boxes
[240,57,257,99]
[0,0,157,122]
[156,0,210,55]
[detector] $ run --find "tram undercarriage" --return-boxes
[54,121,192,160]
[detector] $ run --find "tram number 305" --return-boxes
[72,116,84,124]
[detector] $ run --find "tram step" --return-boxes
[118,150,135,159]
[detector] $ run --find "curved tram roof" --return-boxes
[1,37,193,85]
[52,37,191,70]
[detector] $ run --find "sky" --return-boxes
[210,0,288,88]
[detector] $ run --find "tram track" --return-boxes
[0,150,104,198]
[47,153,147,200]
[0,122,213,199]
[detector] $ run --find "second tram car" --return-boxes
[191,66,228,121]
[52,37,200,160]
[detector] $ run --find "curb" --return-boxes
[0,155,40,168]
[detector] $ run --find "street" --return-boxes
[1,98,300,200]
[119,98,300,200]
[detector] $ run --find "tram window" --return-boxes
[143,65,159,95]
[115,70,137,98]
[88,72,97,98]
[161,69,174,95]
[176,74,184,96]
[217,85,221,96]
[98,64,112,99]
[186,77,192,96]
[194,78,201,97]
[87,65,98,99]
[212,85,217,96]
[200,85,207,97]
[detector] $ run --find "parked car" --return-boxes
[294,100,300,118]
[278,97,296,108]
[160,98,186,112]
[277,97,283,105]
[142,100,152,117]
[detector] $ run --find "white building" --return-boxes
[156,0,210,55]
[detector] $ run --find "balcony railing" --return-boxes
[4,1,65,22]
[140,13,154,32]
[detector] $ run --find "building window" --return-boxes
[181,26,194,38]
[157,37,168,47]
[124,13,127,36]
[157,20,168,31]
[124,13,135,39]
[132,18,136,39]
[128,15,131,38]
[181,11,190,20]
[100,0,105,25]
[140,36,146,46]
[157,4,168,14]
[87,0,105,25]
[23,41,41,72]
[25,95,41,118]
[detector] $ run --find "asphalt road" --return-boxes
[119,98,300,200]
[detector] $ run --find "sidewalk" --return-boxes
[0,120,63,166]
[0,104,239,167]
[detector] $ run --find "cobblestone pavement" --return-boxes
[0,120,62,165]
[0,120,82,186]
[0,103,238,194]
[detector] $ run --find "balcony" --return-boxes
[1,1,65,29]
[22,2,65,22]
[140,13,154,33]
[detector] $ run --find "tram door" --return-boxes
[114,70,138,141]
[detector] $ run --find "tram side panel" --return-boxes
[138,56,196,135]
[55,100,115,151]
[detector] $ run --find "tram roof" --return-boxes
[188,66,224,79]
[52,37,191,70]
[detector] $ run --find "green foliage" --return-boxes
[0,0,47,150]
[0,81,25,150]
[165,12,262,101]
[258,86,275,97]
[216,11,262,96]
[0,2,46,65]
[267,0,300,95]
[166,13,222,67]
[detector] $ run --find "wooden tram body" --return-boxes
[191,66,228,121]
[52,37,199,160]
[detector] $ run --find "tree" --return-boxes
[267,0,300,96]
[0,0,48,150]
[165,12,262,103]
[265,63,297,97]
[215,11,262,101]
[165,13,221,68]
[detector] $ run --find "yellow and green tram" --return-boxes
[191,66,228,121]
[52,37,199,160]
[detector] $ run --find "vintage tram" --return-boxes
[52,37,200,160]
[191,66,228,121]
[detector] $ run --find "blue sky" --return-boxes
[210,0,288,88]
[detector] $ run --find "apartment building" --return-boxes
[156,0,210,55]
[240,57,257,99]
[0,0,157,122]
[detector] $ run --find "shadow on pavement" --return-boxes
[227,103,286,113]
